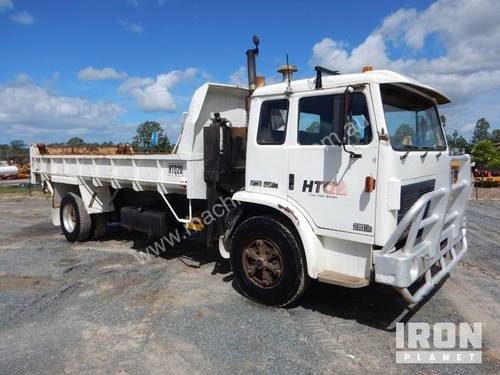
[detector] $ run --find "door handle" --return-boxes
[289,174,295,190]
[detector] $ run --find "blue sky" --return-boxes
[0,0,498,145]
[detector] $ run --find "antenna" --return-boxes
[286,54,291,87]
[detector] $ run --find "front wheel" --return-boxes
[230,215,309,307]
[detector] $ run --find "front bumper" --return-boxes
[374,155,472,305]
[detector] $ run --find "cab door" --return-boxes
[287,87,378,237]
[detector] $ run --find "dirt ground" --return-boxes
[0,195,498,375]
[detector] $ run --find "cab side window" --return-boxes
[298,95,337,145]
[297,93,372,146]
[257,99,289,145]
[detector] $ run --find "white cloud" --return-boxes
[0,0,13,12]
[118,20,143,34]
[14,73,30,83]
[118,68,198,112]
[309,0,500,134]
[11,11,35,25]
[0,76,124,142]
[229,66,247,87]
[78,66,128,81]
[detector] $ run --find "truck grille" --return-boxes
[398,180,435,223]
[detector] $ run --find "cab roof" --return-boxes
[251,69,451,105]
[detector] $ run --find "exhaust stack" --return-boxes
[246,35,260,92]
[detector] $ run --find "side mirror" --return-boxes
[440,114,447,127]
[341,86,362,159]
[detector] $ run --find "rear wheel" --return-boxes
[230,215,309,307]
[60,193,92,242]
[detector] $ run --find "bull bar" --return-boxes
[374,155,472,304]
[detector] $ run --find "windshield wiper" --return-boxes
[420,146,431,159]
[399,145,435,160]
[399,145,419,160]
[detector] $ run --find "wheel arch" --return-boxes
[51,182,80,226]
[229,191,321,279]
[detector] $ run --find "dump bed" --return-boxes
[30,146,204,197]
[30,83,248,200]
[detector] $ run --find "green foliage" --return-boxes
[471,118,491,144]
[132,121,172,153]
[471,140,499,168]
[67,137,85,147]
[446,129,469,153]
[488,157,500,170]
[0,140,28,161]
[492,129,500,143]
[9,140,26,150]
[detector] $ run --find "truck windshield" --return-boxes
[381,84,446,151]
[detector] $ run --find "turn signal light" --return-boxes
[365,176,376,193]
[362,66,374,73]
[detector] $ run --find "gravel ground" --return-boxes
[471,187,500,200]
[0,195,498,374]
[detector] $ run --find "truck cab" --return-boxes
[225,68,470,307]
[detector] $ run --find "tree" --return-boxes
[492,129,500,143]
[67,137,85,147]
[0,144,10,159]
[446,129,469,153]
[488,157,500,170]
[471,140,498,168]
[10,140,26,150]
[132,121,171,153]
[471,118,491,144]
[101,141,114,147]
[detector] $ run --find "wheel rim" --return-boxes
[62,204,77,233]
[242,239,284,288]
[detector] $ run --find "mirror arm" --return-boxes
[343,143,362,159]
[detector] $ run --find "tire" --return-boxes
[230,215,309,307]
[60,193,92,242]
[91,213,108,239]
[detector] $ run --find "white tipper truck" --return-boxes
[31,37,472,312]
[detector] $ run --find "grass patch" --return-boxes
[0,185,41,195]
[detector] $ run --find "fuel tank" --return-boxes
[0,165,19,178]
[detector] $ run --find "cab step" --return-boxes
[317,270,370,288]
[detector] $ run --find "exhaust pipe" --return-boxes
[246,35,260,93]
